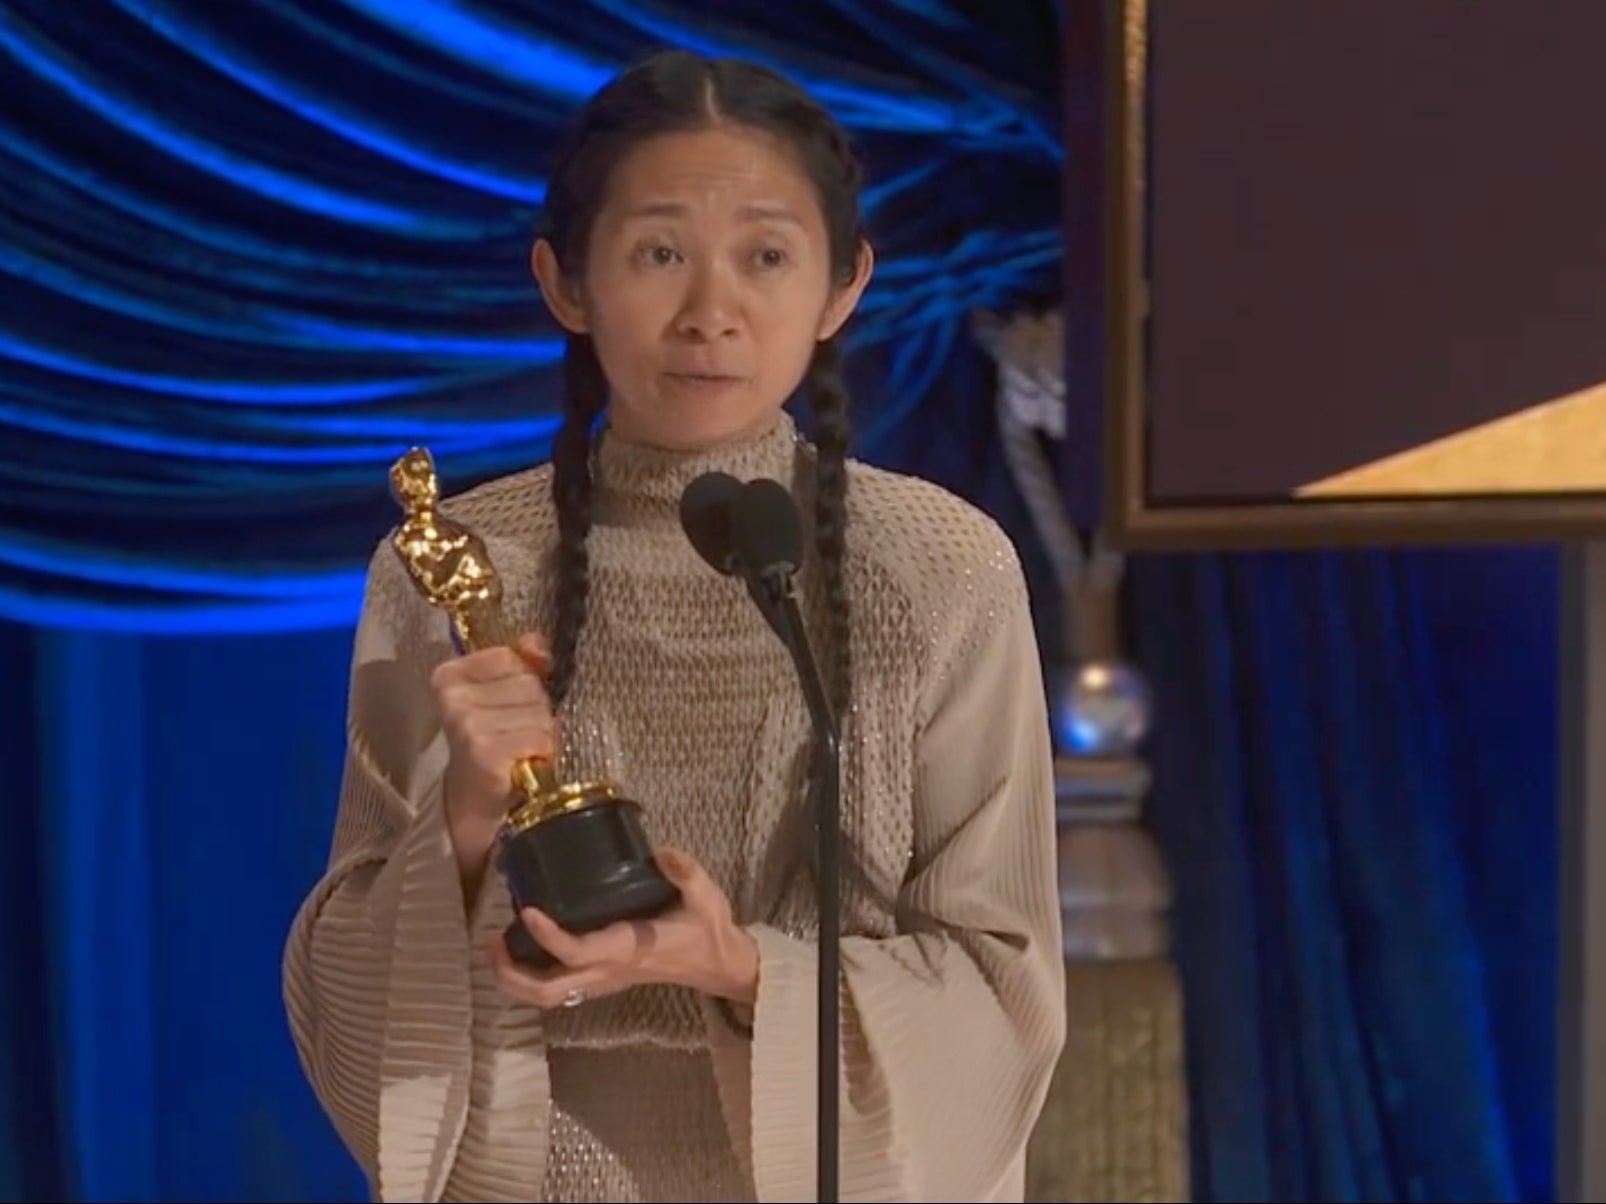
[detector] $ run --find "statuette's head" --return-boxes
[390,448,439,512]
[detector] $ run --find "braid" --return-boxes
[807,337,852,720]
[783,333,893,919]
[546,333,608,710]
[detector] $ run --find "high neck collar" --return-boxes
[591,411,804,526]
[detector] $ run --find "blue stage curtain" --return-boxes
[1128,545,1556,1202]
[0,619,367,1202]
[0,0,1062,632]
[0,0,1555,1201]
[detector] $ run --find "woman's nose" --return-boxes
[673,267,740,339]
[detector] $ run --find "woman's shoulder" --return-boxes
[843,460,1028,610]
[438,461,556,540]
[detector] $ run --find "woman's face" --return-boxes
[533,123,872,451]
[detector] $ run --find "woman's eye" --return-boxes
[639,244,681,267]
[754,247,788,269]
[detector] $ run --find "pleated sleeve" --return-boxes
[281,542,478,1203]
[707,517,1068,1203]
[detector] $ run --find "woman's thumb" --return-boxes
[656,847,696,883]
[656,848,717,908]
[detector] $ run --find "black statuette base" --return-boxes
[495,796,681,971]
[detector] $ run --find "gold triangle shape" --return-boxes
[1296,379,1606,496]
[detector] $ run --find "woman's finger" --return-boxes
[512,631,552,671]
[487,935,617,1009]
[521,907,657,970]
[432,644,535,687]
[518,908,594,967]
[453,674,552,711]
[654,848,727,918]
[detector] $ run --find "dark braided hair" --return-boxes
[544,332,609,708]
[535,49,868,717]
[805,338,854,721]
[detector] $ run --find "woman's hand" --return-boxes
[429,631,555,890]
[488,849,760,1009]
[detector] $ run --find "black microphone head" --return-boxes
[733,477,805,579]
[679,471,745,576]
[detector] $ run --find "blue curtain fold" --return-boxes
[1128,546,1556,1203]
[0,625,60,1202]
[2,621,370,1203]
[31,632,159,1203]
[0,0,1063,632]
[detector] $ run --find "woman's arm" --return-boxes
[281,544,484,1203]
[707,524,1068,1202]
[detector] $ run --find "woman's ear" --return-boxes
[530,240,589,334]
[818,239,875,342]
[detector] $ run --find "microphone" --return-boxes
[680,472,843,1204]
[681,473,801,652]
[730,477,804,578]
[678,470,745,575]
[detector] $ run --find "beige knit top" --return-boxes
[282,412,1067,1203]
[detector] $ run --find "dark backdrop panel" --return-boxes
[1110,0,1606,545]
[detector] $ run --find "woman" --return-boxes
[283,47,1066,1204]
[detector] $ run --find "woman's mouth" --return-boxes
[662,372,744,397]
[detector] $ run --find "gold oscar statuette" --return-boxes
[387,447,680,969]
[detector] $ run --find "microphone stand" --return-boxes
[747,566,841,1204]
